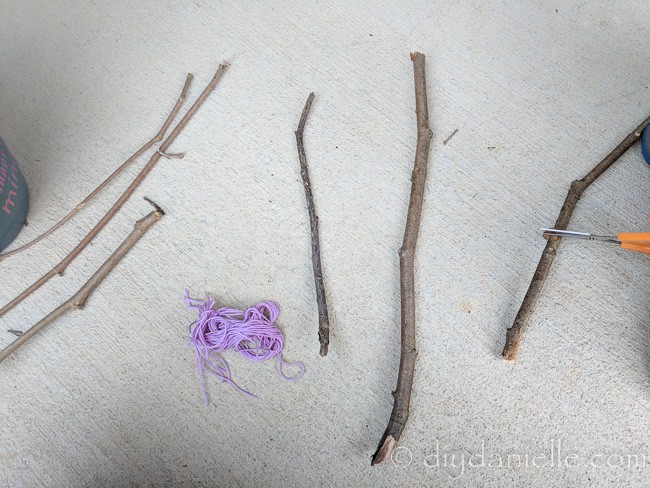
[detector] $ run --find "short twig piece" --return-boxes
[443,128,458,145]
[502,114,650,361]
[0,63,229,319]
[156,149,185,159]
[142,196,166,215]
[0,206,163,364]
[372,52,433,466]
[295,92,331,356]
[0,74,192,261]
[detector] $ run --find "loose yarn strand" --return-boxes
[183,290,305,404]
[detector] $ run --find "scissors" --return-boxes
[541,228,650,255]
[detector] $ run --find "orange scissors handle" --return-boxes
[617,233,650,255]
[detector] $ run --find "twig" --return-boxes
[295,92,331,357]
[0,63,229,319]
[442,128,458,145]
[372,52,433,466]
[502,114,650,361]
[0,74,192,261]
[0,207,163,364]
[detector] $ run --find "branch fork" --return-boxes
[0,73,193,262]
[502,114,650,360]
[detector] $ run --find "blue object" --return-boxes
[0,137,29,252]
[642,125,650,166]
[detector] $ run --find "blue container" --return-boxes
[642,126,650,166]
[0,138,29,251]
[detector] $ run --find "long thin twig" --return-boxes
[0,74,192,261]
[295,92,331,356]
[0,206,163,364]
[0,63,229,319]
[502,114,650,361]
[372,52,433,466]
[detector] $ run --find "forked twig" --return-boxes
[295,92,331,356]
[502,114,650,360]
[0,63,229,319]
[0,206,164,364]
[0,74,192,261]
[372,52,433,466]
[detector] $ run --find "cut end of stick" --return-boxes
[410,51,424,61]
[319,342,328,357]
[371,435,397,466]
[502,346,519,361]
[501,329,521,361]
[181,74,193,95]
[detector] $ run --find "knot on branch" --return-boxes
[569,179,587,196]
[420,128,433,141]
[413,164,426,176]
[399,248,413,259]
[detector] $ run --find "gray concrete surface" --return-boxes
[1,1,649,486]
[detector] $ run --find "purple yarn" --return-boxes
[183,290,305,403]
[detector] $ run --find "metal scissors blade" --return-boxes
[540,228,619,243]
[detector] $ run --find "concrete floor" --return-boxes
[1,1,649,486]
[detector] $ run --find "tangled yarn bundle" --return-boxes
[183,290,305,403]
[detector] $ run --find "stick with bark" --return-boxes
[0,63,229,319]
[0,205,163,364]
[295,92,331,356]
[0,74,192,261]
[372,52,433,466]
[502,115,650,361]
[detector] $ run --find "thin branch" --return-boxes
[502,114,650,361]
[0,63,229,319]
[295,92,331,357]
[372,52,433,466]
[0,207,163,364]
[0,74,192,261]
